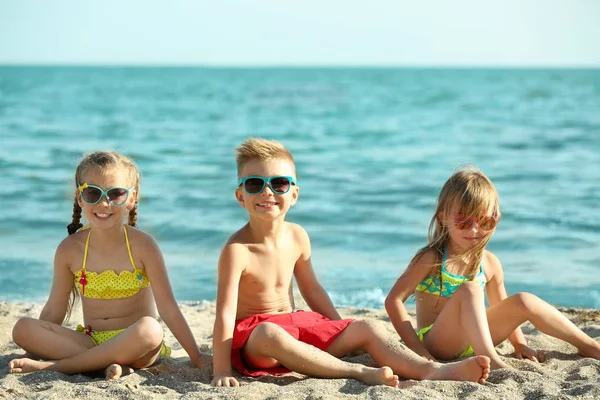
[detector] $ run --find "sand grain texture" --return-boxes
[1,301,600,399]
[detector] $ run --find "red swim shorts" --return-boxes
[231,310,354,377]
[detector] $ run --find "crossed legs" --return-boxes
[8,316,164,379]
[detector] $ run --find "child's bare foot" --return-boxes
[357,366,399,388]
[8,358,53,374]
[426,356,490,384]
[105,364,135,380]
[577,341,600,359]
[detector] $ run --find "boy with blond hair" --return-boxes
[211,138,491,387]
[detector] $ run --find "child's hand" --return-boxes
[190,355,204,369]
[211,375,240,387]
[514,343,541,362]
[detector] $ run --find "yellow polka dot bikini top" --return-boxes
[73,226,150,299]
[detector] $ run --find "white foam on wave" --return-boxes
[328,287,387,309]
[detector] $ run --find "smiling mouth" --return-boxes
[257,202,278,207]
[94,212,112,219]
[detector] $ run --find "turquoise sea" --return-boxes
[0,67,599,309]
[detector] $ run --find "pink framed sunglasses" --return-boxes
[449,213,499,231]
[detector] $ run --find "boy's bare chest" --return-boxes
[243,249,298,287]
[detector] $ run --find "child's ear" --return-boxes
[235,188,245,207]
[127,190,138,210]
[290,185,299,206]
[76,191,84,209]
[125,191,137,212]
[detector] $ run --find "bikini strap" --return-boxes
[441,246,448,270]
[478,260,485,276]
[437,247,448,287]
[123,225,138,271]
[82,230,92,272]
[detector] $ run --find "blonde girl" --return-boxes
[9,151,202,379]
[385,166,600,369]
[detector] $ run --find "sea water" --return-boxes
[1,67,599,308]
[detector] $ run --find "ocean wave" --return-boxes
[328,288,387,309]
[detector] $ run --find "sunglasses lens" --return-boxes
[244,178,265,194]
[454,215,469,230]
[270,177,291,193]
[82,187,102,204]
[479,217,497,231]
[107,188,129,205]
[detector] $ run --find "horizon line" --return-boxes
[0,62,599,70]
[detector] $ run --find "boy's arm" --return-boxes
[485,252,536,360]
[141,234,203,368]
[212,243,245,387]
[293,227,341,320]
[40,240,75,325]
[384,251,435,360]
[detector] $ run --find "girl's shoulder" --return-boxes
[57,229,88,253]
[482,249,500,262]
[55,231,88,271]
[124,224,153,241]
[409,247,438,271]
[124,225,160,253]
[419,247,439,262]
[482,249,502,274]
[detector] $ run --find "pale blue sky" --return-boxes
[1,0,599,66]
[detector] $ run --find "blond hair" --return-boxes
[414,165,501,290]
[235,138,295,177]
[65,150,141,322]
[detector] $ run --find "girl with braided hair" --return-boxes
[8,151,203,379]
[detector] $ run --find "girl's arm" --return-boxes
[141,235,202,368]
[385,251,435,360]
[40,240,76,324]
[212,242,245,387]
[293,226,341,321]
[484,252,536,359]
[16,240,74,359]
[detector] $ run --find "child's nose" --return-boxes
[98,195,111,206]
[262,183,275,195]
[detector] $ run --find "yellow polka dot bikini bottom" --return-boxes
[76,324,171,357]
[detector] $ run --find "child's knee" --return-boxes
[350,319,387,341]
[510,292,541,312]
[133,316,163,348]
[456,281,483,298]
[249,322,286,345]
[12,317,36,345]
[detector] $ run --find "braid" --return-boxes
[128,202,138,227]
[67,198,83,235]
[65,200,82,321]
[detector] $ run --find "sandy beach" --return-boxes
[1,300,599,400]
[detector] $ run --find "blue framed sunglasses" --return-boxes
[238,175,296,195]
[78,183,135,206]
